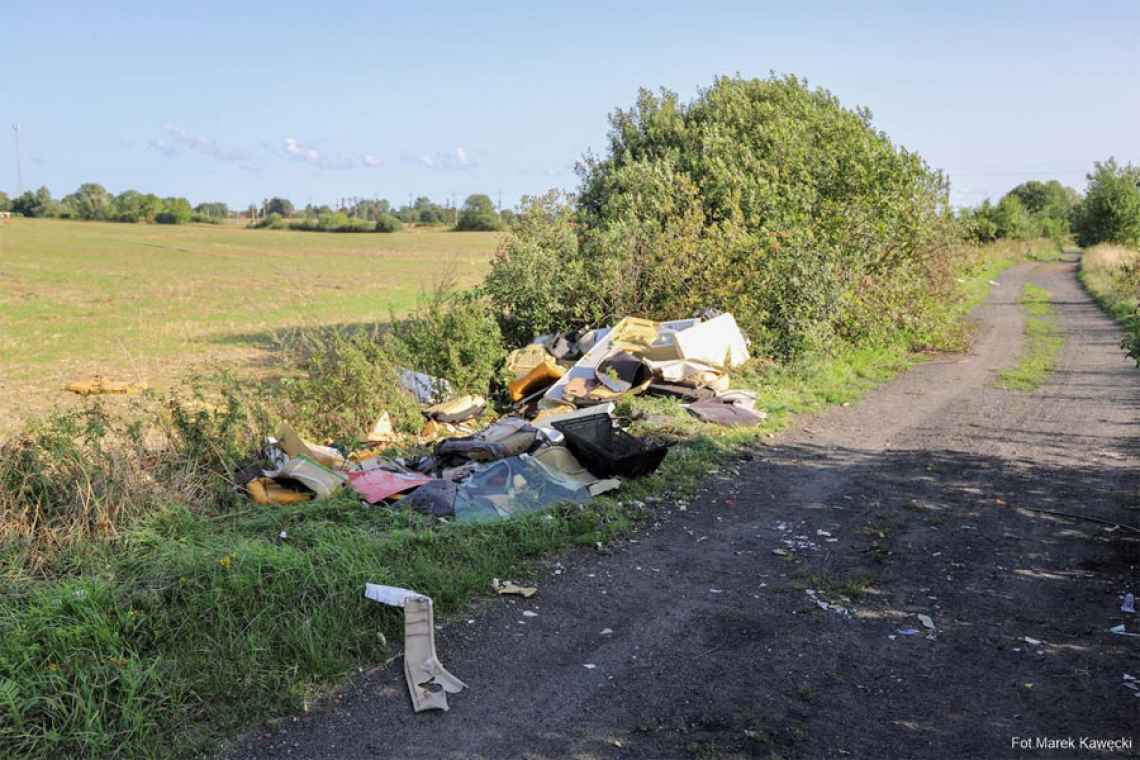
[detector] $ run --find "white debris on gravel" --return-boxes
[806,589,853,618]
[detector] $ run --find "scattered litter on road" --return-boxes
[917,614,935,630]
[522,610,538,618]
[583,663,597,670]
[1109,624,1140,638]
[1023,636,1042,646]
[1122,593,1135,614]
[807,589,852,618]
[897,628,920,636]
[364,583,466,713]
[600,628,614,635]
[493,579,537,598]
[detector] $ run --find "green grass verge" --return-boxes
[996,283,1063,391]
[0,252,1017,759]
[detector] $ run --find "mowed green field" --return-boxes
[0,218,499,427]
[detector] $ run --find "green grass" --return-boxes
[0,238,1017,758]
[0,218,499,429]
[996,283,1063,391]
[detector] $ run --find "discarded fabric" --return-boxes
[364,584,466,712]
[434,417,540,467]
[424,394,486,424]
[399,368,453,404]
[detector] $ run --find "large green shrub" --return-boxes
[1073,158,1140,247]
[485,75,957,357]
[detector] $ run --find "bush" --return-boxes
[486,75,958,357]
[278,328,423,441]
[483,192,608,345]
[455,194,502,231]
[385,285,509,397]
[155,197,193,225]
[287,212,381,233]
[249,212,285,229]
[374,213,402,232]
[1073,158,1140,247]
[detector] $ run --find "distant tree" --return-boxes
[455,193,502,231]
[374,212,402,232]
[64,182,114,221]
[1073,158,1140,247]
[263,197,294,217]
[194,202,229,218]
[0,191,9,211]
[499,208,517,227]
[11,186,56,217]
[156,196,193,224]
[413,196,448,225]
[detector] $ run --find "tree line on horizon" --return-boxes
[0,184,510,233]
[959,158,1140,248]
[2,158,1136,245]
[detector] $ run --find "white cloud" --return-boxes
[284,137,383,170]
[402,146,476,170]
[158,123,250,163]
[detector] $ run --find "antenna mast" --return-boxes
[12,124,23,195]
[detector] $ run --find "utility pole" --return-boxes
[12,123,23,195]
[497,189,502,212]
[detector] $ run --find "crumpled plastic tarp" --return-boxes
[404,454,591,523]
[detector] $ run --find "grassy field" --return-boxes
[0,218,499,429]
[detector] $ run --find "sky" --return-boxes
[1,1,1137,211]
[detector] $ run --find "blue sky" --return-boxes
[1,1,1136,210]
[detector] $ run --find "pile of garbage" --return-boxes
[244,312,764,520]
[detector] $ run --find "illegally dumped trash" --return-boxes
[552,413,668,479]
[243,311,757,522]
[493,578,537,598]
[424,395,486,424]
[685,390,768,427]
[65,376,147,396]
[246,476,312,505]
[364,583,466,712]
[348,466,432,504]
[399,368,453,404]
[276,422,346,469]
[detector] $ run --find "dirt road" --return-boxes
[226,259,1140,759]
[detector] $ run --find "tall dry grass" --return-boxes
[1082,243,1139,273]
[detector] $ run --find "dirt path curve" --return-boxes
[226,259,1140,760]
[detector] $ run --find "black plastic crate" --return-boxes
[551,413,669,479]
